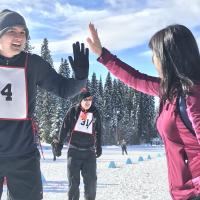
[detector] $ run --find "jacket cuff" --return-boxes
[97,47,112,64]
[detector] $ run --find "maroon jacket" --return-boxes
[98,48,200,200]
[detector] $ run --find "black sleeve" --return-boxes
[94,110,102,149]
[58,107,74,144]
[31,54,87,98]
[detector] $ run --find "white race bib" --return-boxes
[0,66,27,119]
[74,112,93,134]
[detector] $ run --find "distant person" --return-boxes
[121,139,128,155]
[87,23,200,200]
[0,9,89,200]
[51,137,59,161]
[55,89,102,200]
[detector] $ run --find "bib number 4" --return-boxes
[1,83,12,101]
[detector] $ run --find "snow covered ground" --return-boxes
[2,144,171,200]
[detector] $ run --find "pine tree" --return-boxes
[52,58,72,136]
[98,76,103,98]
[36,38,55,143]
[110,79,120,144]
[120,106,133,143]
[90,73,99,106]
[134,93,156,144]
[123,87,137,144]
[130,90,143,144]
[143,95,156,142]
[103,72,113,144]
[24,38,34,53]
[96,76,104,114]
[116,83,131,143]
[86,79,91,91]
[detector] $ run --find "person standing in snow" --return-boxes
[87,23,200,200]
[0,9,89,200]
[55,89,102,200]
[51,136,59,161]
[121,139,128,155]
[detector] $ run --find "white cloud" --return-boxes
[94,0,200,51]
[3,0,200,55]
[105,0,144,10]
[138,50,152,57]
[47,0,200,54]
[31,38,83,55]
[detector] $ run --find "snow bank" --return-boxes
[2,145,171,200]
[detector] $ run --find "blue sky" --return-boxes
[1,0,200,81]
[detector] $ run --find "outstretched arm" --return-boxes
[86,23,160,96]
[35,41,89,99]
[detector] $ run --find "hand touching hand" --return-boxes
[87,23,102,57]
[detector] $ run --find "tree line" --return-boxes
[27,38,158,145]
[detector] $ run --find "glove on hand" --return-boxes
[96,146,102,158]
[55,143,63,157]
[68,42,89,80]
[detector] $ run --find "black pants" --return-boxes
[52,148,56,161]
[122,147,128,155]
[0,150,43,200]
[67,148,97,200]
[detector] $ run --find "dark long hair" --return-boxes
[149,24,200,103]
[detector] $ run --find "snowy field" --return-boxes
[2,144,171,200]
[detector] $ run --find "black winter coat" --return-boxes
[0,52,86,157]
[59,104,102,150]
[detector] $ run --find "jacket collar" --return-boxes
[0,51,25,65]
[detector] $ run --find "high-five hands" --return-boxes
[87,23,103,57]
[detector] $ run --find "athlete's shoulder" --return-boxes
[27,53,45,62]
[26,53,52,74]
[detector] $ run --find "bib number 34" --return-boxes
[1,83,12,101]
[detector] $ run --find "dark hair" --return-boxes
[149,24,200,102]
[79,88,91,102]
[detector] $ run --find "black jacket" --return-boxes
[0,52,86,157]
[59,104,102,150]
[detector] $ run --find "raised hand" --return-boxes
[68,41,89,80]
[86,23,102,57]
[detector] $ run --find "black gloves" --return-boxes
[96,146,102,158]
[69,42,89,80]
[55,143,63,157]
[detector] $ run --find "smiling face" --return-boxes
[80,96,93,110]
[0,26,27,58]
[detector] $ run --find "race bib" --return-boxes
[0,66,27,119]
[74,112,93,134]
